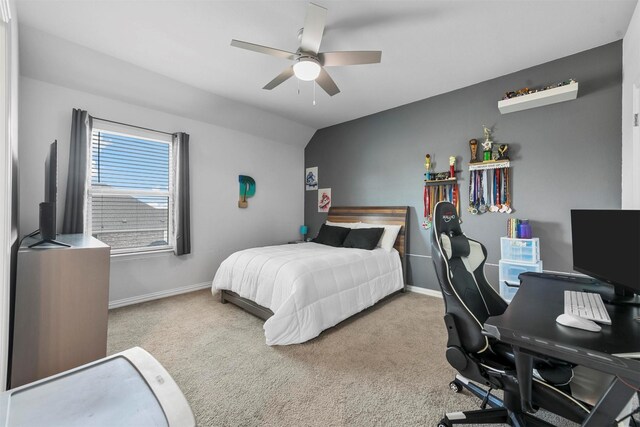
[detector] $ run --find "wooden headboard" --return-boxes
[326,206,409,285]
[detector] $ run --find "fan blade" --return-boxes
[263,66,295,90]
[231,39,297,60]
[300,3,327,54]
[318,51,382,67]
[316,68,340,96]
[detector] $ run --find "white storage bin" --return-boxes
[500,237,540,264]
[499,259,543,283]
[499,281,520,302]
[498,260,543,302]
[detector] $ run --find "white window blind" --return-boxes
[88,122,174,254]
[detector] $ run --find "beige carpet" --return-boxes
[107,290,574,426]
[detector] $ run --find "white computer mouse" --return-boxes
[555,314,602,332]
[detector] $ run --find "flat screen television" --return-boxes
[571,209,640,305]
[44,140,57,205]
[29,140,68,248]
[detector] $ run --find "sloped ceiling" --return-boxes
[16,0,637,132]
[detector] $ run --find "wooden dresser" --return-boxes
[10,234,110,388]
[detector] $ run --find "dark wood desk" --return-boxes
[484,272,640,427]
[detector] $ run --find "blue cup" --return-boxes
[517,220,532,239]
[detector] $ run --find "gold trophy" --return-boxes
[424,154,432,180]
[469,139,479,163]
[498,144,510,160]
[482,126,493,162]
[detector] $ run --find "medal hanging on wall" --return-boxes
[423,154,460,229]
[479,170,488,213]
[468,166,513,215]
[468,170,476,214]
[423,154,432,229]
[423,183,431,229]
[499,167,512,213]
[489,168,499,212]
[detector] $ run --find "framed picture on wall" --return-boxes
[306,167,318,190]
[318,188,331,212]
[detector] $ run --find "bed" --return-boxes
[212,206,409,345]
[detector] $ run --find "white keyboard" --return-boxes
[564,291,612,325]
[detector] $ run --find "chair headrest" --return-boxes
[442,234,471,259]
[434,201,463,237]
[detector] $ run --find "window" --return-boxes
[87,120,175,254]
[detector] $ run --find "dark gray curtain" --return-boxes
[62,109,92,234]
[173,132,191,255]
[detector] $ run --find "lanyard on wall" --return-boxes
[423,156,460,229]
[467,165,513,215]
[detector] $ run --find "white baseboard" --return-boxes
[108,282,441,309]
[407,285,442,298]
[109,281,212,309]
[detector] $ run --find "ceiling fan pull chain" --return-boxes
[313,81,316,106]
[297,78,300,95]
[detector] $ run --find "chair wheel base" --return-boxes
[437,418,452,427]
[449,380,463,393]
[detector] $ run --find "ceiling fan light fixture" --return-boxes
[293,57,321,81]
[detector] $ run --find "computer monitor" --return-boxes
[571,209,640,305]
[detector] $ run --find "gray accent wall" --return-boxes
[305,41,622,291]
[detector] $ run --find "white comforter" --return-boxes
[211,242,404,345]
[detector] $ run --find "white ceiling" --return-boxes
[15,0,638,130]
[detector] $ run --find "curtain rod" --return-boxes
[92,116,174,136]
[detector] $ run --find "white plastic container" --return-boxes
[499,281,520,302]
[498,259,543,302]
[500,237,540,264]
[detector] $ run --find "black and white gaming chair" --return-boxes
[431,201,591,427]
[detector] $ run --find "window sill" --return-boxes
[110,247,175,260]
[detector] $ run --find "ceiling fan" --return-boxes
[230,2,382,97]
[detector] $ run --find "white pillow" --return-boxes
[358,222,401,252]
[326,220,360,229]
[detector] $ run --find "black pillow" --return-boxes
[342,228,384,250]
[313,224,351,247]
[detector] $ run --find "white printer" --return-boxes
[0,347,195,427]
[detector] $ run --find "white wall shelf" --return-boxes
[468,160,510,171]
[498,82,579,114]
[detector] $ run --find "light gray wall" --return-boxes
[2,0,20,392]
[305,41,622,291]
[622,1,640,208]
[19,77,304,304]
